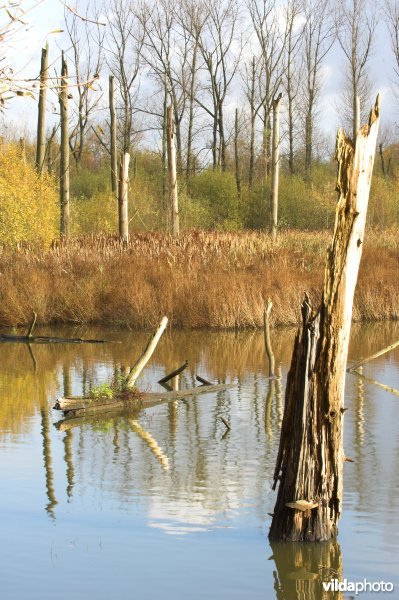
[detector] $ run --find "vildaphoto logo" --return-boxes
[322,579,394,594]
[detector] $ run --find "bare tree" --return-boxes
[284,0,303,175]
[65,3,104,166]
[241,55,262,188]
[177,0,207,178]
[105,0,145,154]
[302,0,334,179]
[384,0,399,102]
[59,51,70,238]
[138,0,192,174]
[247,0,288,178]
[197,0,241,171]
[335,0,376,140]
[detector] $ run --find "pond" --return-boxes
[0,323,398,599]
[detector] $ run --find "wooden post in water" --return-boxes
[263,298,275,378]
[167,104,179,236]
[269,97,380,542]
[270,94,282,241]
[118,152,130,243]
[59,51,70,238]
[109,75,118,194]
[36,44,48,175]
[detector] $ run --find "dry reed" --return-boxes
[0,229,397,329]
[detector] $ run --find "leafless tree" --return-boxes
[301,0,334,179]
[65,3,105,166]
[384,0,399,103]
[284,0,303,175]
[177,0,207,178]
[247,0,288,178]
[197,0,241,171]
[335,0,376,140]
[105,0,145,154]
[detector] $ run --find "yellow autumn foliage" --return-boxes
[0,144,57,246]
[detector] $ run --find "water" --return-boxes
[0,324,398,599]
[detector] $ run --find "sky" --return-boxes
[1,0,398,148]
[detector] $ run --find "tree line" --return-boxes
[1,0,399,241]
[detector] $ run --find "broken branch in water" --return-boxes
[125,317,168,388]
[348,339,399,372]
[158,360,188,385]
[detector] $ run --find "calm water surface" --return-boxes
[0,324,398,599]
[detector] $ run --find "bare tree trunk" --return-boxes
[218,104,226,172]
[109,75,118,194]
[118,152,130,243]
[162,83,168,219]
[59,51,70,239]
[270,94,282,241]
[354,93,360,140]
[167,105,179,237]
[304,109,313,182]
[248,57,256,189]
[186,41,198,180]
[269,97,380,542]
[379,142,386,176]
[36,43,48,175]
[234,108,241,198]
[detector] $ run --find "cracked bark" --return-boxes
[269,96,380,542]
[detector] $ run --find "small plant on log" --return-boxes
[89,383,114,400]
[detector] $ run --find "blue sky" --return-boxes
[2,0,398,147]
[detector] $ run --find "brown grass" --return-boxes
[0,229,398,329]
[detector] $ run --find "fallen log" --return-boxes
[0,311,118,344]
[0,334,118,344]
[53,383,235,418]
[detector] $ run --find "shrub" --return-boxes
[0,144,57,246]
[187,170,242,229]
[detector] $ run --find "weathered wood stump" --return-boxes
[269,97,380,542]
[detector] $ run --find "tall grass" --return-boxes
[0,230,397,329]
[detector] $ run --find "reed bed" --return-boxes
[0,229,397,329]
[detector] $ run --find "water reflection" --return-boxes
[270,541,343,599]
[0,322,399,598]
[41,405,57,518]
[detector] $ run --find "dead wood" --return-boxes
[269,97,380,542]
[54,382,236,417]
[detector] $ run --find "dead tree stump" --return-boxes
[269,97,380,542]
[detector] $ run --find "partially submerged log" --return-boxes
[0,312,118,344]
[269,97,380,542]
[54,383,235,418]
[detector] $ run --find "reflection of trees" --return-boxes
[41,406,57,519]
[270,541,343,600]
[1,322,398,537]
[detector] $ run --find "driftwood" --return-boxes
[348,338,399,397]
[52,316,234,420]
[348,339,399,372]
[158,360,188,384]
[269,97,380,542]
[0,312,117,344]
[125,317,168,388]
[54,383,235,418]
